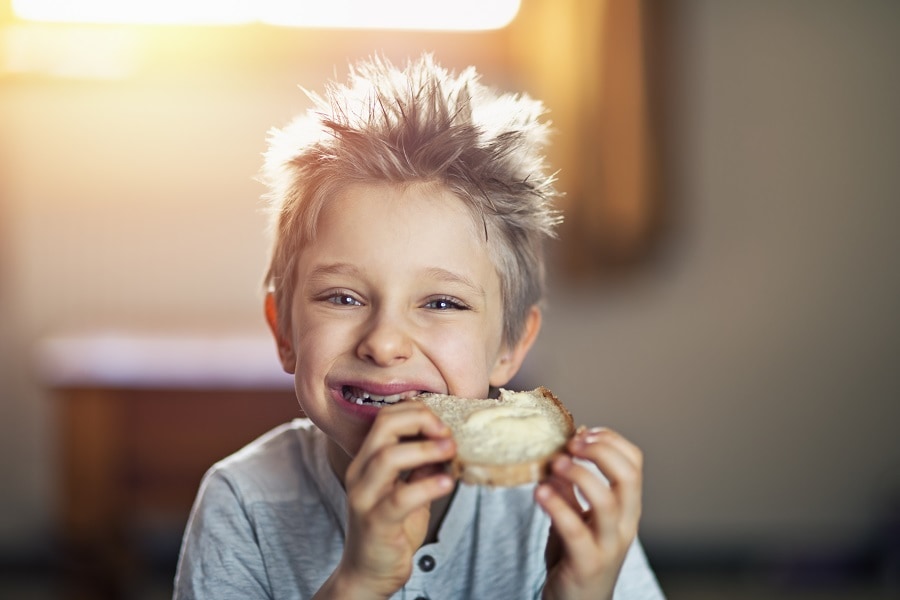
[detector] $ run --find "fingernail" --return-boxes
[569,437,587,452]
[575,427,606,445]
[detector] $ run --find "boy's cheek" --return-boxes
[426,333,502,392]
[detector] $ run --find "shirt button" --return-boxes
[418,554,436,572]
[414,597,428,600]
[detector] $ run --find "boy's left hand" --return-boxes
[535,427,643,600]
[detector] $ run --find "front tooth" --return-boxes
[346,388,424,405]
[361,393,404,404]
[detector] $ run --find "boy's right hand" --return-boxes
[320,401,456,600]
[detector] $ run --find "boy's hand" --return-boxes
[536,427,643,600]
[325,402,456,600]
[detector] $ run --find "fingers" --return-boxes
[568,427,643,528]
[353,401,452,465]
[346,402,456,521]
[336,403,458,597]
[536,464,597,556]
[542,465,582,511]
[348,402,451,483]
[571,426,643,467]
[535,426,644,579]
[355,437,455,514]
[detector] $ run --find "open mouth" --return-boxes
[341,386,424,407]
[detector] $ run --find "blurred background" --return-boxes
[2,1,899,598]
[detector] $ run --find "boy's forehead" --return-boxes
[322,180,484,234]
[300,181,500,279]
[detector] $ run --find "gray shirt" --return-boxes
[174,419,664,599]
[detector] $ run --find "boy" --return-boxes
[174,54,664,599]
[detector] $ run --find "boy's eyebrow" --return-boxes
[305,262,363,283]
[306,263,485,297]
[421,267,486,298]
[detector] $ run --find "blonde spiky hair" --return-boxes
[260,53,561,345]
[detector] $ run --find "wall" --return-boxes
[529,0,900,559]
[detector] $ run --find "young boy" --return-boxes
[174,54,664,599]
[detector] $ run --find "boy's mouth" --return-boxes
[341,386,423,407]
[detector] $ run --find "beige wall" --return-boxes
[530,0,900,550]
[2,0,899,563]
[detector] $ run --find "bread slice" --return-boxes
[416,386,575,486]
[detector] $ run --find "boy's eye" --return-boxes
[326,293,362,306]
[424,297,468,311]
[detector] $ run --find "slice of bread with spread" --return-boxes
[416,386,575,486]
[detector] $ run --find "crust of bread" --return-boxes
[424,386,575,487]
[449,454,557,487]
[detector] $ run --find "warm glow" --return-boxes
[11,0,255,25]
[256,0,521,31]
[11,0,521,30]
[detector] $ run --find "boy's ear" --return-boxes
[264,292,296,374]
[489,305,542,387]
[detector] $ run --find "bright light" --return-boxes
[11,0,521,31]
[256,0,521,31]
[11,1,256,25]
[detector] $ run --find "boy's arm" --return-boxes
[173,468,273,600]
[536,427,661,600]
[316,401,456,600]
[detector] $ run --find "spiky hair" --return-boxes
[260,53,561,345]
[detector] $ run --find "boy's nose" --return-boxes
[356,312,413,367]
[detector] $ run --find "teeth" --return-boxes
[368,392,402,403]
[343,387,422,406]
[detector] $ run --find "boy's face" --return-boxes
[274,181,535,466]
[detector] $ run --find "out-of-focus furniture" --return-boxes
[38,333,300,599]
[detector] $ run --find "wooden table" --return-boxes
[38,333,301,599]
